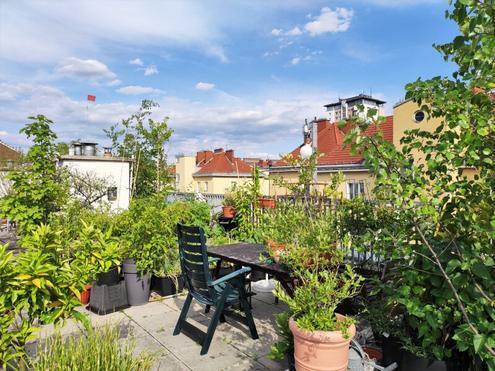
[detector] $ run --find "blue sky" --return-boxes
[0,0,456,159]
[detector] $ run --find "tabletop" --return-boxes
[208,243,290,277]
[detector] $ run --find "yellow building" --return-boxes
[174,148,270,195]
[268,95,466,198]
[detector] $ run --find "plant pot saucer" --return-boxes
[251,276,276,293]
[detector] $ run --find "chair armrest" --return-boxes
[209,267,251,287]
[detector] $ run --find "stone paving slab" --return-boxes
[32,288,289,370]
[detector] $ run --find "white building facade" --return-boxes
[325,94,386,122]
[59,143,132,210]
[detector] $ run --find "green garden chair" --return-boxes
[173,224,259,355]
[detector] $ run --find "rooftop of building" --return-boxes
[324,93,387,108]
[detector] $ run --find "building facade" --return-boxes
[175,148,270,195]
[59,142,132,210]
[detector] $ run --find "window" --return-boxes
[347,181,365,199]
[414,110,425,123]
[203,182,208,192]
[107,187,118,201]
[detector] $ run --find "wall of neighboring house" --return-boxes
[193,175,270,195]
[393,99,477,180]
[59,159,131,210]
[268,170,373,199]
[175,155,197,192]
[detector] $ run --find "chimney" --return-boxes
[204,150,213,162]
[196,150,205,165]
[225,149,234,162]
[314,118,330,132]
[214,148,224,153]
[104,147,112,158]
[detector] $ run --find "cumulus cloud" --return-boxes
[55,57,117,84]
[129,58,144,66]
[106,79,122,86]
[143,65,159,76]
[0,81,342,157]
[271,28,283,36]
[116,85,163,95]
[291,57,301,65]
[304,7,354,36]
[0,131,8,137]
[195,82,216,91]
[286,26,303,36]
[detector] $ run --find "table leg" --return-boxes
[213,258,222,279]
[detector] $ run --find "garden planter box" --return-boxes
[96,265,120,286]
[151,275,183,297]
[89,280,129,315]
[123,259,151,306]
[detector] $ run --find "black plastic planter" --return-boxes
[383,337,460,371]
[96,265,120,286]
[123,259,151,306]
[151,275,184,297]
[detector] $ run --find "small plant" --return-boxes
[268,311,294,361]
[31,325,155,371]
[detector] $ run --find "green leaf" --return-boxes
[473,334,485,353]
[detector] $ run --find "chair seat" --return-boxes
[191,283,241,306]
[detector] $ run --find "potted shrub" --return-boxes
[150,249,183,297]
[121,244,153,306]
[274,216,364,371]
[222,193,236,218]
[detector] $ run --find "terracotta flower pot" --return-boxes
[267,240,285,263]
[259,198,276,208]
[222,205,236,218]
[80,284,92,305]
[289,314,355,371]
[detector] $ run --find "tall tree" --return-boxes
[345,1,495,367]
[105,100,173,198]
[0,115,68,233]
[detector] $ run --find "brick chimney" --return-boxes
[314,117,330,132]
[204,150,213,162]
[196,150,205,165]
[225,149,234,162]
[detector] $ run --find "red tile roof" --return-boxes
[272,116,393,167]
[0,141,21,162]
[194,149,253,176]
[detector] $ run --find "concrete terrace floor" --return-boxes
[34,288,290,371]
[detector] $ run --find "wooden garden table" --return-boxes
[208,243,295,297]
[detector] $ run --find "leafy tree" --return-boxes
[105,100,173,198]
[0,115,68,233]
[344,1,495,367]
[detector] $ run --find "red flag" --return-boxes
[87,95,96,102]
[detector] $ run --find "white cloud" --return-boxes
[116,85,162,95]
[0,81,344,157]
[195,82,216,91]
[55,57,117,82]
[0,1,231,64]
[129,58,144,66]
[291,57,301,65]
[0,131,7,137]
[286,26,303,36]
[304,7,353,36]
[143,65,159,76]
[271,28,283,36]
[106,79,122,87]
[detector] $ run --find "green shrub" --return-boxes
[31,325,155,371]
[120,196,211,276]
